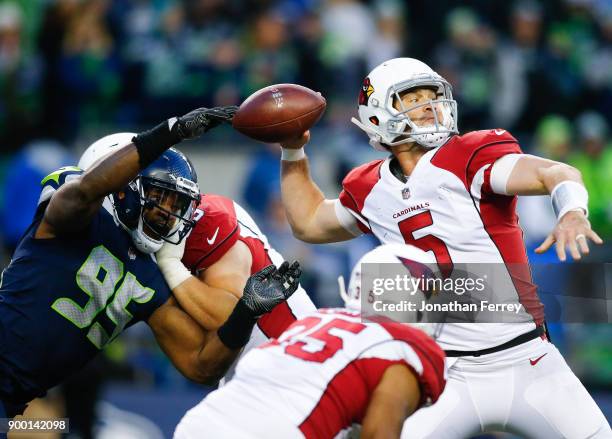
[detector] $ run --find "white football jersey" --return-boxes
[177,309,446,439]
[338,130,545,351]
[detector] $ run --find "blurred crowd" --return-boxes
[0,0,610,418]
[0,0,610,231]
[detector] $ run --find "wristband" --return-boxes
[132,119,182,169]
[157,257,192,290]
[217,300,258,349]
[281,147,305,161]
[551,181,588,220]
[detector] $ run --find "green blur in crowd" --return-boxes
[535,114,612,239]
[569,113,612,239]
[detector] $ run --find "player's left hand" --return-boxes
[173,106,238,140]
[241,261,302,317]
[535,210,603,261]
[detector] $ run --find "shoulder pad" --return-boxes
[183,194,239,272]
[342,159,384,187]
[38,166,83,205]
[458,129,518,148]
[341,159,384,210]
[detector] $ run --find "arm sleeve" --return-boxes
[338,189,372,234]
[489,153,523,195]
[357,338,446,408]
[467,142,523,197]
[373,321,447,406]
[337,160,385,235]
[333,199,363,237]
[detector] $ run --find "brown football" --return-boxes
[232,84,326,143]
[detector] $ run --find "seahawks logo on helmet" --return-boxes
[358,77,374,106]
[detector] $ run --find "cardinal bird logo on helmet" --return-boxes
[359,77,374,106]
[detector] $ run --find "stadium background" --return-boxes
[0,0,610,437]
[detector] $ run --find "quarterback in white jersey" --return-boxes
[175,245,446,439]
[276,58,610,437]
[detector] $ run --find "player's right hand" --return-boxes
[280,131,310,150]
[172,106,238,140]
[241,261,302,317]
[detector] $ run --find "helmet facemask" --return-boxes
[110,175,199,254]
[384,77,458,149]
[139,176,199,246]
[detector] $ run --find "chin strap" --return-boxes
[351,117,389,152]
[351,117,378,137]
[131,216,164,254]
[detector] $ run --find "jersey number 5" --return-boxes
[275,317,366,363]
[51,246,154,349]
[398,211,454,277]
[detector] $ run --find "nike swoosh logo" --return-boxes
[494,129,506,135]
[529,353,547,366]
[207,227,220,245]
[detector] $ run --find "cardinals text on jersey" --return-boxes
[338,130,545,351]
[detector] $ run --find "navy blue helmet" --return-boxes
[79,133,200,253]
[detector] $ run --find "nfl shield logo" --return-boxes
[401,187,411,200]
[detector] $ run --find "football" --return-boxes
[232,84,326,143]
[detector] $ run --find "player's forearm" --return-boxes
[79,143,142,200]
[195,270,298,384]
[361,365,420,439]
[537,162,584,194]
[281,158,327,240]
[172,277,239,331]
[361,396,411,439]
[41,145,141,235]
[505,156,583,196]
[361,421,403,439]
[193,334,241,385]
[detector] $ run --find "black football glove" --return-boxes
[172,106,238,140]
[241,261,302,318]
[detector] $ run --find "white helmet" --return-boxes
[340,243,436,311]
[79,133,200,254]
[339,244,438,335]
[78,132,136,170]
[351,57,458,150]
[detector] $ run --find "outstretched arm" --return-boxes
[491,154,602,260]
[148,297,237,384]
[169,241,253,330]
[156,236,253,330]
[148,261,302,384]
[37,107,237,239]
[280,131,358,243]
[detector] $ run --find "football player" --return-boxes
[174,244,446,439]
[275,58,611,437]
[154,179,317,383]
[0,108,302,423]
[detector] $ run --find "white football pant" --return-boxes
[402,337,611,438]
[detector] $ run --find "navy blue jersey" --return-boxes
[0,167,171,405]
